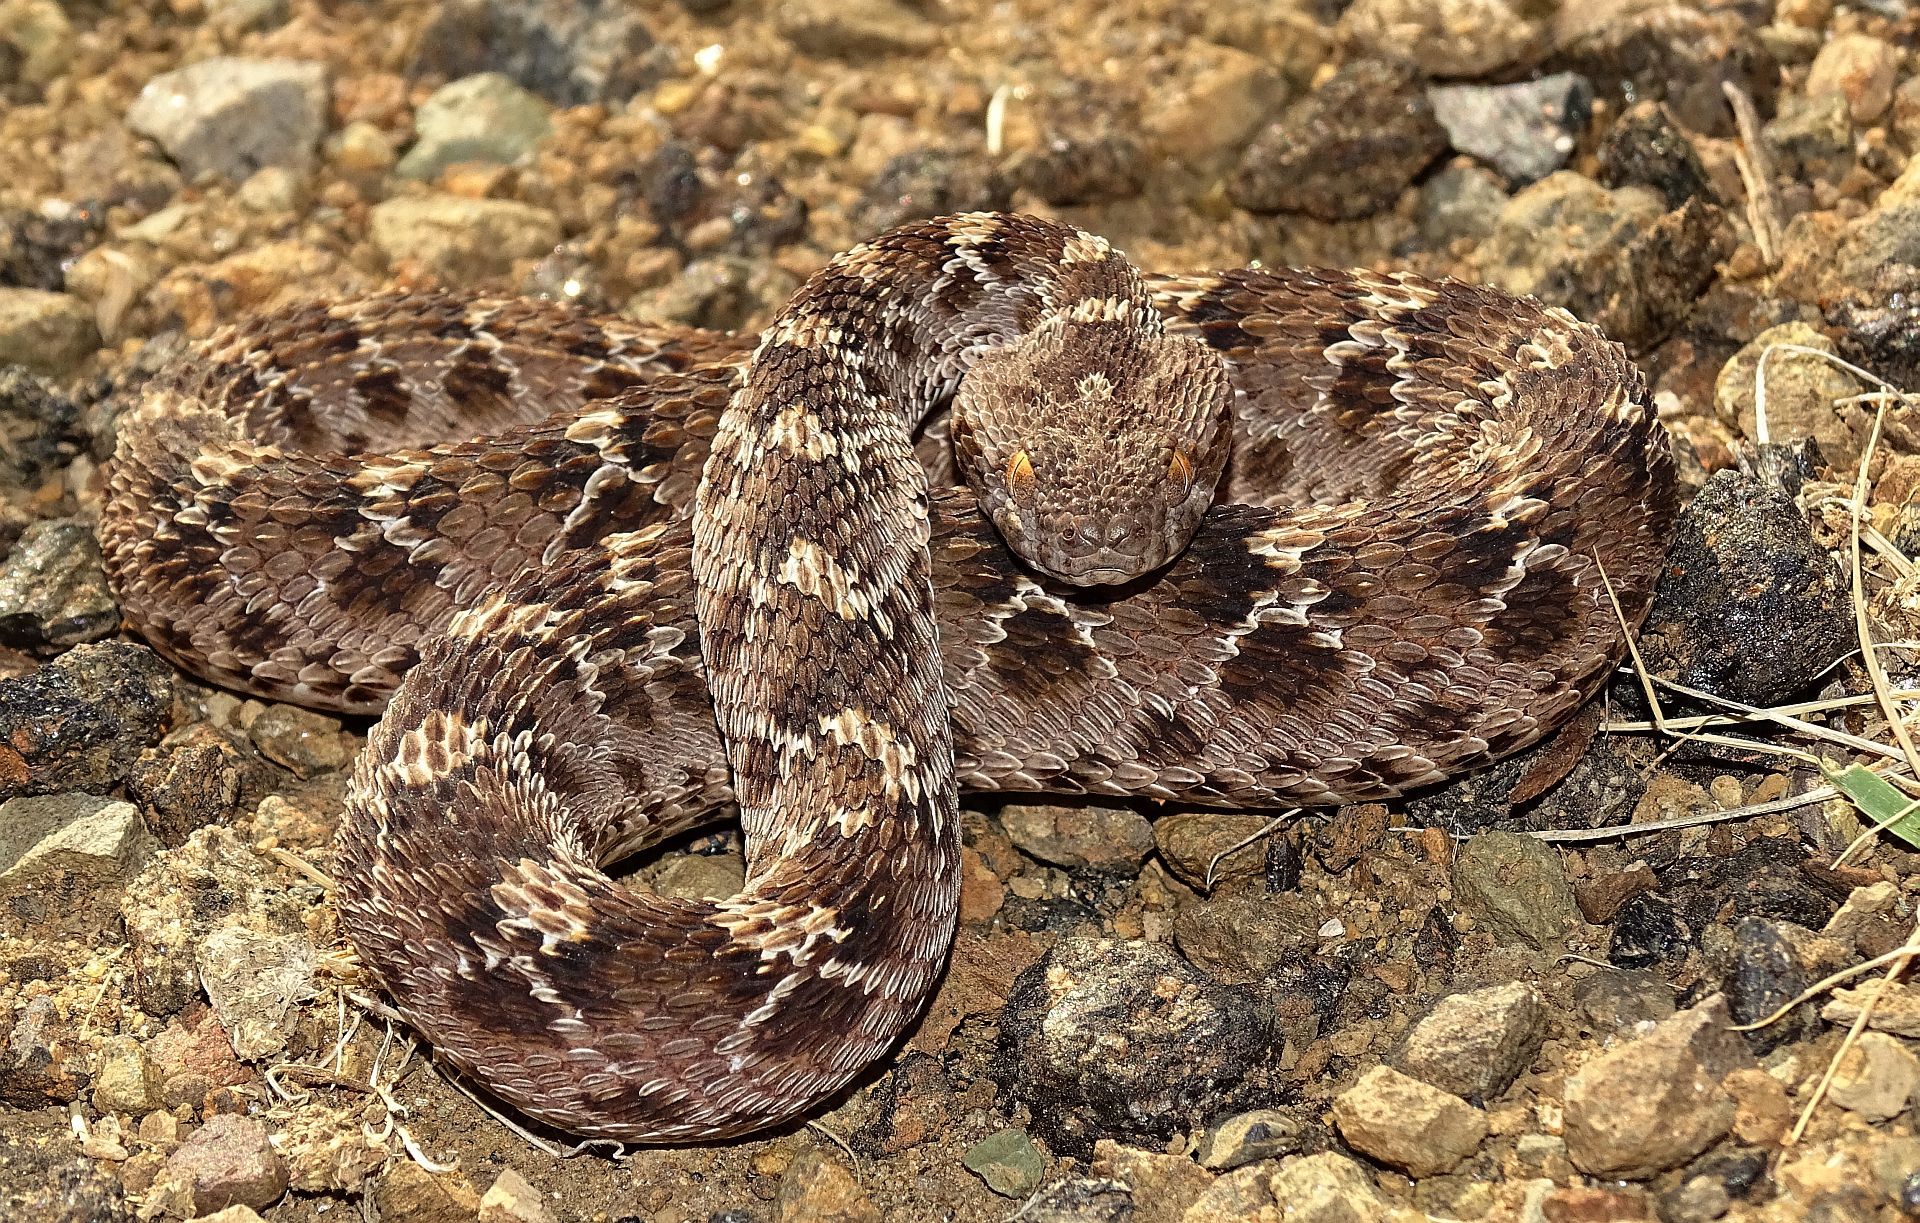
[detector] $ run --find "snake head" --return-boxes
[953,314,1233,586]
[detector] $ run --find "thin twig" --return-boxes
[1724,82,1782,272]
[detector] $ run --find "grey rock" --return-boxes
[396,73,552,181]
[1230,58,1446,221]
[1395,981,1545,1101]
[963,1129,1046,1198]
[198,922,319,1060]
[162,1115,288,1214]
[1451,830,1579,951]
[0,288,96,375]
[1428,73,1592,185]
[0,641,174,802]
[1563,995,1756,1180]
[127,58,328,181]
[1195,1106,1311,1171]
[411,0,669,106]
[1637,467,1854,706]
[0,795,155,935]
[1765,90,1854,182]
[999,803,1153,872]
[1331,1065,1487,1177]
[997,936,1270,1157]
[1419,162,1509,247]
[369,194,561,284]
[0,519,116,648]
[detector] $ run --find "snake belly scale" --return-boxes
[100,213,1678,1141]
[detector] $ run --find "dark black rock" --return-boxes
[1638,467,1854,707]
[1427,73,1592,186]
[1552,7,1777,138]
[0,1127,127,1221]
[1608,894,1690,969]
[1832,296,1920,392]
[997,937,1271,1158]
[1013,1180,1132,1223]
[0,520,118,649]
[1230,58,1446,221]
[1011,134,1146,206]
[643,140,704,222]
[0,369,81,527]
[1659,835,1846,936]
[0,641,174,802]
[1597,101,1715,209]
[1712,916,1836,1054]
[411,0,674,106]
[856,147,1012,236]
[1,202,104,292]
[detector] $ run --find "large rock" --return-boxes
[1331,1066,1488,1177]
[998,937,1270,1157]
[369,195,561,284]
[0,795,155,937]
[0,288,96,375]
[1563,995,1757,1179]
[396,73,552,181]
[127,58,328,180]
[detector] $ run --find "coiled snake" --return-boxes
[101,213,1676,1141]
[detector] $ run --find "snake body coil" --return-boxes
[102,214,1677,1140]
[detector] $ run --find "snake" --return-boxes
[99,213,1678,1142]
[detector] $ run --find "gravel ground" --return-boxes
[4,1,1920,1220]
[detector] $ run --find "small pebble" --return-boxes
[963,1129,1046,1198]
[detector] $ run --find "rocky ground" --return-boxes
[3,0,1920,1220]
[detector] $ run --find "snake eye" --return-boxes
[1005,449,1037,506]
[1168,448,1195,497]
